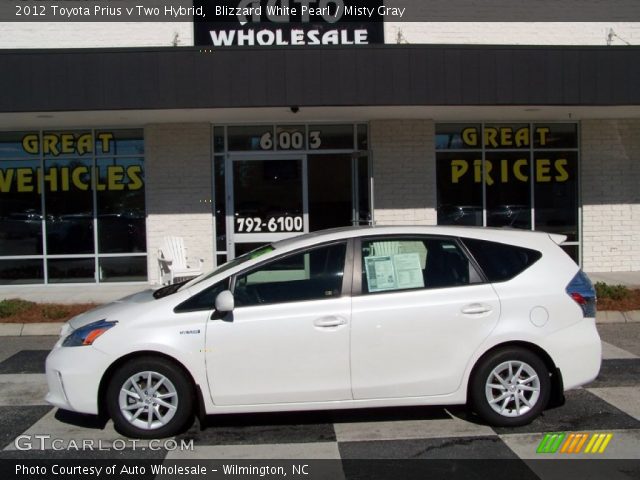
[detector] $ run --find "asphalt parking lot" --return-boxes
[0,324,638,479]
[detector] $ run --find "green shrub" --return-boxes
[0,298,36,318]
[41,304,70,320]
[594,282,630,301]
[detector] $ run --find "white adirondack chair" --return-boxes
[157,236,204,285]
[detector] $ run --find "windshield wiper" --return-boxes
[153,280,188,299]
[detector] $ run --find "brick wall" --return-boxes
[370,120,437,225]
[145,123,214,284]
[581,119,640,272]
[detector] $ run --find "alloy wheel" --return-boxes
[118,371,179,430]
[484,360,541,418]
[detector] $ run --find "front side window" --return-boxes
[233,242,347,307]
[175,278,230,313]
[361,237,479,294]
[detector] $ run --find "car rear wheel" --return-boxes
[106,357,194,438]
[470,347,550,427]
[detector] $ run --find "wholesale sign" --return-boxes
[194,0,385,46]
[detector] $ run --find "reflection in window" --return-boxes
[308,154,352,231]
[0,155,43,255]
[233,159,303,234]
[214,155,226,252]
[234,243,346,307]
[436,123,580,263]
[0,259,44,285]
[436,152,482,226]
[534,152,578,241]
[0,130,146,284]
[44,157,94,255]
[485,152,532,229]
[96,157,146,253]
[99,257,147,282]
[47,258,95,283]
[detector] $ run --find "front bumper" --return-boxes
[45,340,112,415]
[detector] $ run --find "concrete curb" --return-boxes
[596,311,640,324]
[0,322,63,337]
[0,311,637,336]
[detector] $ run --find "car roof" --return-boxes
[271,225,564,254]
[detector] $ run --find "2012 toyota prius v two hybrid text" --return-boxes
[45,226,601,438]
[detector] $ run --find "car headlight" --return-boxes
[62,319,117,347]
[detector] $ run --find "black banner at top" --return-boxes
[193,0,385,47]
[2,1,640,22]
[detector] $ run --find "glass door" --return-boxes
[226,155,308,258]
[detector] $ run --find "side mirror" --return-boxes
[214,290,235,313]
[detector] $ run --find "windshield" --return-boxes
[178,244,275,290]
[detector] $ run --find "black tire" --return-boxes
[106,356,195,438]
[470,347,550,427]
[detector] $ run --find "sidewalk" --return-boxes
[0,283,151,304]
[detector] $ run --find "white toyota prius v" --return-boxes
[45,226,601,438]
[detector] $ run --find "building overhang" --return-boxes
[2,105,640,130]
[2,44,640,118]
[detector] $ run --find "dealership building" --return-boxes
[1,3,640,288]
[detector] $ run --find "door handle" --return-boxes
[461,304,493,315]
[314,316,347,328]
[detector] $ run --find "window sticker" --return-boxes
[364,252,425,293]
[365,255,396,292]
[393,253,425,290]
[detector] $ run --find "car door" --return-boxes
[206,240,353,406]
[350,235,501,399]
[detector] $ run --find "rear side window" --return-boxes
[361,237,481,294]
[462,238,542,282]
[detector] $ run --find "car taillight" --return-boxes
[566,270,597,318]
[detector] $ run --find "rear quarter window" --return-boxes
[462,238,542,282]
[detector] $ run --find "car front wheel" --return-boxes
[106,356,194,438]
[470,347,550,427]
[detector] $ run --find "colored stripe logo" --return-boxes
[537,432,613,454]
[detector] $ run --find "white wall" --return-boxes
[387,22,640,46]
[370,120,437,226]
[145,123,214,284]
[0,22,193,48]
[581,119,640,272]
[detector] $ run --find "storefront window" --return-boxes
[485,152,532,229]
[96,156,146,253]
[436,152,483,226]
[215,123,371,260]
[0,129,146,284]
[44,156,94,254]
[436,123,580,262]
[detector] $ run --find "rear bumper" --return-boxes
[543,318,602,391]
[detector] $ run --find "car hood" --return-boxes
[67,289,157,330]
